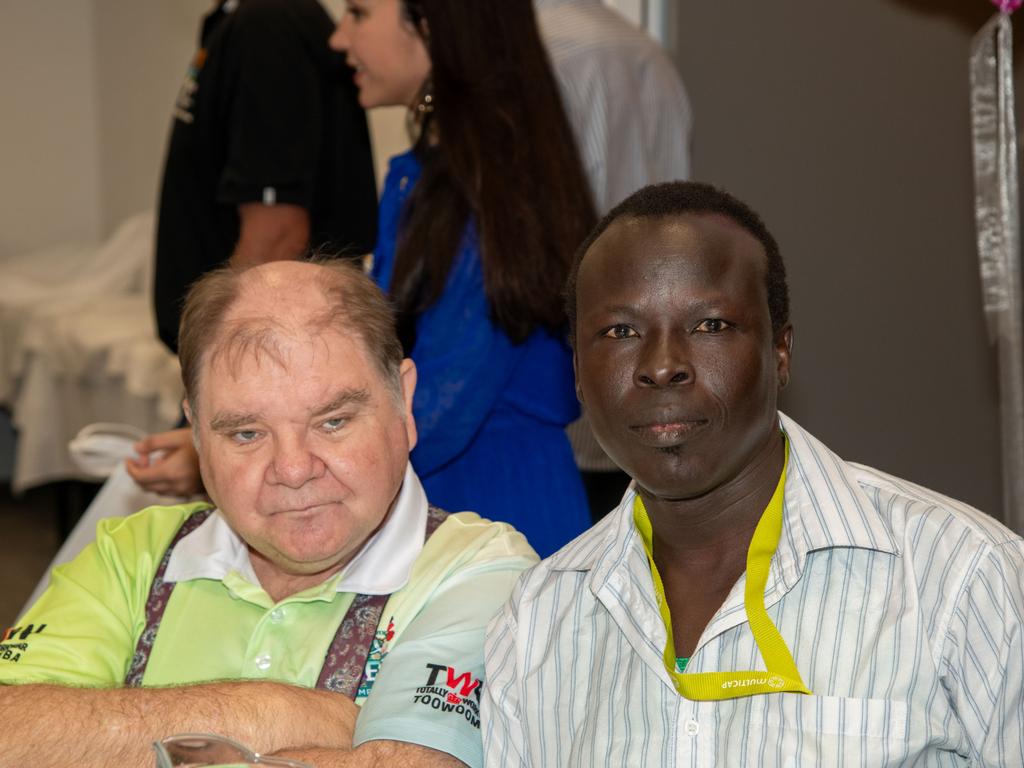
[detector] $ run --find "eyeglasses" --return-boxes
[153,733,313,768]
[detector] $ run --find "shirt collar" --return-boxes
[544,479,639,588]
[546,413,902,590]
[165,464,429,596]
[543,414,902,685]
[773,412,901,591]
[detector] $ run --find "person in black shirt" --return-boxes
[154,0,377,353]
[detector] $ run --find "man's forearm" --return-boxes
[232,202,310,268]
[279,740,466,767]
[0,681,357,768]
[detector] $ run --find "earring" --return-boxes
[415,86,434,115]
[407,79,436,144]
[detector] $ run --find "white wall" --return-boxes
[93,0,211,236]
[0,0,414,262]
[605,0,668,44]
[0,4,103,257]
[0,1,207,258]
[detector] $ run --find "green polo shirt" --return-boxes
[1,501,537,767]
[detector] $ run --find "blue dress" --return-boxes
[372,150,589,557]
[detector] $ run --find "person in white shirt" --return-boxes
[535,0,691,213]
[535,0,693,519]
[482,181,1024,767]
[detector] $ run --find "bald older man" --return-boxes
[0,261,536,768]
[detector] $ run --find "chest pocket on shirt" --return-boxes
[745,694,908,766]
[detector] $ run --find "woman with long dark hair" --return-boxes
[333,0,596,556]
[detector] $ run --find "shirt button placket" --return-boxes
[674,706,699,765]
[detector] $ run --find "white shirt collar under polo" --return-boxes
[164,463,429,596]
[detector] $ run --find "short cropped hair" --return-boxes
[178,258,404,412]
[565,181,790,342]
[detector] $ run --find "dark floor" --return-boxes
[0,482,97,628]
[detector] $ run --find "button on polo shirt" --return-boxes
[143,569,358,688]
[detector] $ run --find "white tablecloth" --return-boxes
[0,212,183,492]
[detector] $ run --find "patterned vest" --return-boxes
[124,505,449,697]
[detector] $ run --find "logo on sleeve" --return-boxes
[357,617,397,700]
[0,623,46,663]
[412,662,482,728]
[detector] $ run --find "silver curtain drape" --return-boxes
[970,11,1024,532]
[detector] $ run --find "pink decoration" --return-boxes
[993,0,1023,13]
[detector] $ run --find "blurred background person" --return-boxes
[154,0,378,354]
[332,0,597,556]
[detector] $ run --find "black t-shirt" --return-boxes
[154,0,377,352]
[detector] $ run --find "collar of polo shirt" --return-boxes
[164,463,428,596]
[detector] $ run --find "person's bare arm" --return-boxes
[0,681,357,768]
[231,203,310,268]
[278,740,467,767]
[125,427,203,497]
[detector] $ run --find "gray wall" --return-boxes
[675,1,1006,519]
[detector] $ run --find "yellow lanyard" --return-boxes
[633,442,811,701]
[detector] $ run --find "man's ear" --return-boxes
[775,325,794,389]
[399,358,418,449]
[182,399,194,426]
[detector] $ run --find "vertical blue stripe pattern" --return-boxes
[482,414,1024,766]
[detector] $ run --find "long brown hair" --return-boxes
[392,0,596,345]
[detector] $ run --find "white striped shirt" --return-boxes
[483,413,1024,766]
[536,0,692,213]
[536,0,693,471]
